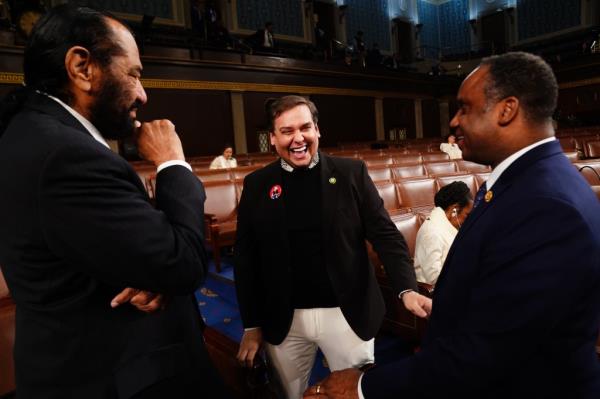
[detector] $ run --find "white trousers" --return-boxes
[265,307,374,399]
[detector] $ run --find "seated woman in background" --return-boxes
[414,181,472,285]
[440,133,462,159]
[210,145,237,169]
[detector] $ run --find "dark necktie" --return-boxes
[473,182,487,208]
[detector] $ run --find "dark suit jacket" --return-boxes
[248,29,275,50]
[234,154,417,345]
[0,93,223,398]
[362,140,600,398]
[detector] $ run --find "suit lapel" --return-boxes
[320,154,340,249]
[437,140,562,286]
[262,161,290,250]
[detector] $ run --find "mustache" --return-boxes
[129,100,143,112]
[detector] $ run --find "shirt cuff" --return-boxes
[244,327,260,332]
[398,289,414,300]
[157,160,192,173]
[358,373,365,399]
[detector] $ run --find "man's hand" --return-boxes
[237,328,263,368]
[304,368,362,399]
[110,287,165,313]
[136,119,185,167]
[402,290,432,318]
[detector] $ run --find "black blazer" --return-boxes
[234,154,417,344]
[362,141,600,398]
[0,93,222,398]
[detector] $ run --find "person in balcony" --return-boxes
[249,21,275,52]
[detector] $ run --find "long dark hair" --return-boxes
[0,4,124,136]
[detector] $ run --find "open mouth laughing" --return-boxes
[289,144,308,160]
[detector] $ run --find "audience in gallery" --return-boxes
[210,145,237,169]
[249,21,276,52]
[414,181,473,285]
[353,30,367,68]
[439,132,462,159]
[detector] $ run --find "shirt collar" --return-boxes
[486,137,555,189]
[41,92,110,149]
[280,151,320,172]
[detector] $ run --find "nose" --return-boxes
[293,129,305,142]
[136,80,148,105]
[449,111,460,129]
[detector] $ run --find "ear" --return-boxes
[269,131,276,146]
[64,46,96,93]
[315,123,321,138]
[444,205,455,221]
[497,96,519,126]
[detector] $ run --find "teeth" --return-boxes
[290,145,307,153]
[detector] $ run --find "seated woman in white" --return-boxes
[210,145,237,169]
[414,181,472,285]
[439,133,462,159]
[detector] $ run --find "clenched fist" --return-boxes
[136,119,185,167]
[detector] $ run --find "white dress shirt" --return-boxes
[45,94,191,173]
[413,207,457,285]
[485,137,556,190]
[440,142,462,159]
[209,155,237,170]
[263,30,274,48]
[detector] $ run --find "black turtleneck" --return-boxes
[281,162,338,309]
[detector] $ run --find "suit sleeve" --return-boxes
[362,197,600,397]
[358,162,417,293]
[39,142,208,295]
[233,176,261,328]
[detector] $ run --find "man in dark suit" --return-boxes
[0,5,227,398]
[304,52,600,398]
[249,21,275,52]
[234,95,432,398]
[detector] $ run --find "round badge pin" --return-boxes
[329,177,336,184]
[269,184,282,199]
[484,190,493,202]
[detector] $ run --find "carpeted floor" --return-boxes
[197,252,413,385]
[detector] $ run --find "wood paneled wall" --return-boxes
[0,45,463,155]
[310,95,376,147]
[0,85,13,99]
[421,99,442,138]
[138,89,234,157]
[242,91,289,153]
[383,98,416,139]
[556,83,600,126]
